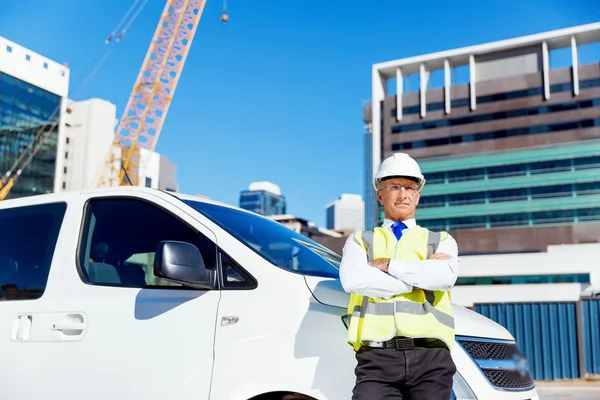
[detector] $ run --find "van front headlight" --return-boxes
[451,370,477,400]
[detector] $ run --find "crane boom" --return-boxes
[97,0,206,187]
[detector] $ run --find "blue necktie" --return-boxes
[391,221,407,240]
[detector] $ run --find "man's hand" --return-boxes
[369,258,391,273]
[429,252,452,260]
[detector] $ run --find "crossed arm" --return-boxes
[339,234,460,298]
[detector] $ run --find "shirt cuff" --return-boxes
[388,259,419,280]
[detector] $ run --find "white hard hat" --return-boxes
[373,153,426,191]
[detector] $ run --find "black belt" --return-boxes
[361,336,440,350]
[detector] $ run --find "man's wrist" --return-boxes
[388,259,416,277]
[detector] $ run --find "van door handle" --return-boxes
[51,321,86,332]
[50,313,87,336]
[14,315,33,341]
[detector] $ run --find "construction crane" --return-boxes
[0,0,228,199]
[96,0,207,187]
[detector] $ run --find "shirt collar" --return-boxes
[382,218,416,230]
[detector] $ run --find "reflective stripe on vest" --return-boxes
[346,226,455,351]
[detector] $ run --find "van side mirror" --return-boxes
[154,241,216,290]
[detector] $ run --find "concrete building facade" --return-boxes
[63,100,178,193]
[138,149,178,192]
[326,193,365,231]
[451,243,600,307]
[365,22,600,254]
[61,99,117,191]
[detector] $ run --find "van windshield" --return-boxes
[183,200,341,279]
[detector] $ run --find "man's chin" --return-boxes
[388,207,413,221]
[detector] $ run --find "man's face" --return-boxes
[377,177,420,221]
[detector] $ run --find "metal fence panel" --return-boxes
[475,303,580,380]
[582,299,600,376]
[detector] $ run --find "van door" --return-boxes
[0,202,67,400]
[40,195,221,400]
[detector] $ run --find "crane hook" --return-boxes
[221,0,228,24]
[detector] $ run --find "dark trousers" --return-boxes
[352,345,456,400]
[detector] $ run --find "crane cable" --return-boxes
[105,0,142,44]
[0,0,148,190]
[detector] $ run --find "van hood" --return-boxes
[304,276,514,341]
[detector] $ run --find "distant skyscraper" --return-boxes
[326,194,365,231]
[239,181,286,216]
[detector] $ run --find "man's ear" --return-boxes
[376,190,384,205]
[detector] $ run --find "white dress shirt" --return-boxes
[339,218,459,298]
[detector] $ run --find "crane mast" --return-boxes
[97,0,206,187]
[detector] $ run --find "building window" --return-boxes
[145,177,152,187]
[456,273,590,286]
[25,54,31,61]
[6,45,12,53]
[65,137,70,144]
[392,112,600,151]
[0,71,61,199]
[62,182,66,189]
[64,152,68,159]
[43,62,48,69]
[63,167,67,174]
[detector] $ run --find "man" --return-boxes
[339,152,459,400]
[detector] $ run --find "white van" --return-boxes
[0,187,538,400]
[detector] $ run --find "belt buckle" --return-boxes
[393,337,414,350]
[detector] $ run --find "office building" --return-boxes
[363,108,376,230]
[270,214,345,253]
[138,149,178,192]
[61,98,117,191]
[0,36,70,199]
[0,37,178,199]
[239,181,286,216]
[365,22,600,254]
[326,193,365,231]
[63,99,178,192]
[451,242,600,308]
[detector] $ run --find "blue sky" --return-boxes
[1,0,599,226]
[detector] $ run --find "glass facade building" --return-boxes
[376,72,600,233]
[0,71,61,199]
[416,141,600,231]
[239,189,286,216]
[363,129,375,230]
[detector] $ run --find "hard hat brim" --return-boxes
[373,175,426,191]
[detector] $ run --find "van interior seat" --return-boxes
[88,242,121,285]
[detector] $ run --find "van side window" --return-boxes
[220,252,257,289]
[0,202,67,301]
[79,198,218,288]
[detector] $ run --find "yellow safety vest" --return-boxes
[346,225,455,351]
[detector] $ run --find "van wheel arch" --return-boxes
[248,391,317,400]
